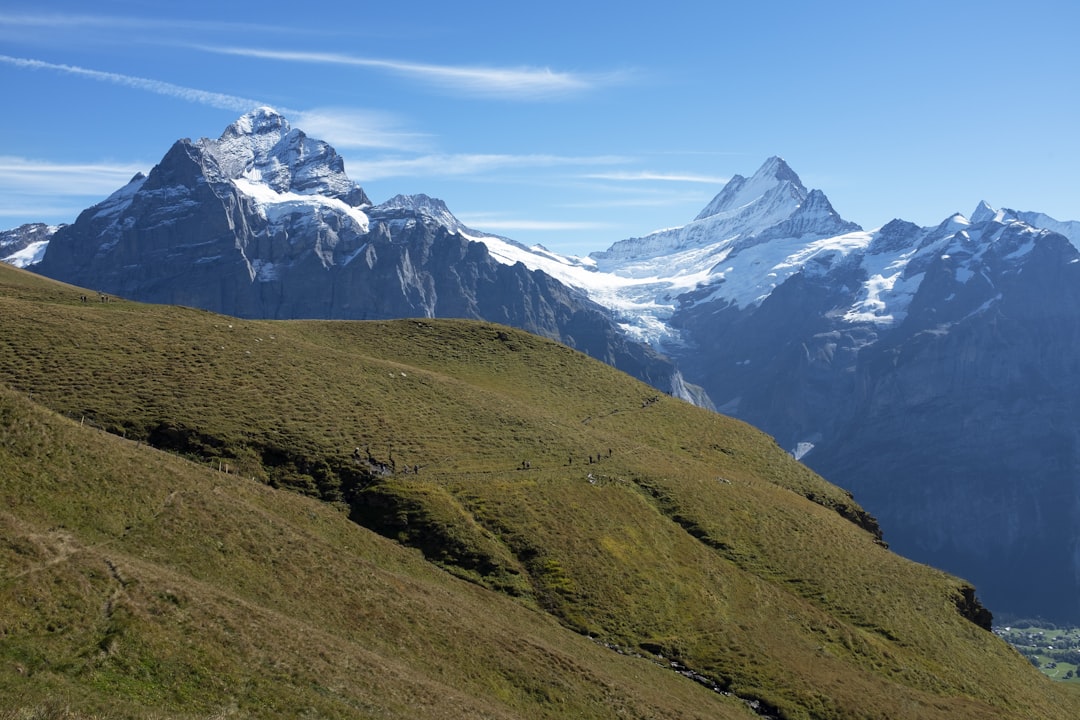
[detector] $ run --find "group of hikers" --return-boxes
[351,392,658,479]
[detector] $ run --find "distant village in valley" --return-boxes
[997,624,1080,681]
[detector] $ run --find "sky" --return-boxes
[1,0,1078,256]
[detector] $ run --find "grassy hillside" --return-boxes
[1,262,1078,719]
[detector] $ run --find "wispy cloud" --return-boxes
[196,45,621,100]
[0,157,148,223]
[560,194,713,210]
[0,204,83,219]
[0,55,262,112]
[351,153,629,181]
[584,171,729,184]
[0,12,304,36]
[0,157,147,196]
[291,109,431,152]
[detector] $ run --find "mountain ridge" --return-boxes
[9,110,1080,623]
[26,108,697,405]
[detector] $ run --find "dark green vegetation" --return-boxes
[2,262,1078,719]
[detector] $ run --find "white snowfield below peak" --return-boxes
[4,239,50,268]
[232,177,370,234]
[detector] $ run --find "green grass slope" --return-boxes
[1,262,1078,719]
[0,385,754,720]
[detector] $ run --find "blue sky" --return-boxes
[2,0,1078,256]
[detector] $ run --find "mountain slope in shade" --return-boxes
[665,196,1080,623]
[30,108,695,403]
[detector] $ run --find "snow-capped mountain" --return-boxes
[495,157,862,350]
[34,107,374,290]
[29,108,690,401]
[206,107,369,207]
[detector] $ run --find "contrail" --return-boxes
[0,54,265,112]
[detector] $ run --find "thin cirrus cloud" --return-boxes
[0,54,617,184]
[195,45,620,100]
[290,109,432,152]
[0,156,148,219]
[349,153,629,181]
[584,170,730,184]
[0,156,147,196]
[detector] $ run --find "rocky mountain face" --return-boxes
[30,108,686,399]
[797,219,1080,624]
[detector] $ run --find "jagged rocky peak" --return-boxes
[967,202,1067,238]
[379,193,453,218]
[373,194,467,234]
[590,156,856,266]
[754,187,862,242]
[694,156,807,221]
[969,200,1000,225]
[205,106,292,178]
[969,200,1032,228]
[867,218,922,255]
[938,212,972,237]
[226,105,290,137]
[200,107,369,207]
